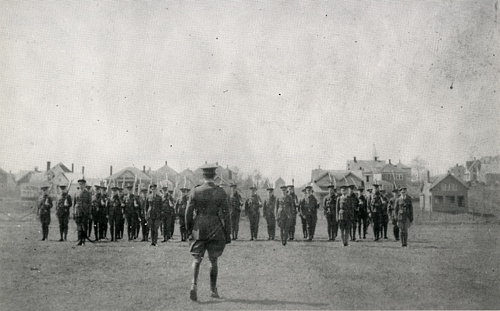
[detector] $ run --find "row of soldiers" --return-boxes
[37,179,190,246]
[37,179,413,247]
[225,182,413,247]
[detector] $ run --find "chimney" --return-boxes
[205,161,207,164]
[34,166,39,172]
[456,164,458,167]
[427,170,430,183]
[216,162,219,166]
[82,166,85,175]
[374,156,378,161]
[143,166,146,173]
[110,165,113,176]
[46,161,51,171]
[354,156,357,163]
[71,163,74,172]
[389,159,392,164]
[165,161,167,165]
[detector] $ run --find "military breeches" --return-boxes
[325,213,337,239]
[230,212,240,239]
[170,215,175,237]
[149,218,161,244]
[108,217,118,241]
[249,213,260,239]
[305,214,317,239]
[125,213,136,240]
[58,215,69,233]
[371,213,381,239]
[76,216,88,237]
[278,216,290,245]
[288,214,296,238]
[358,214,368,238]
[162,214,172,240]
[40,214,51,239]
[98,215,108,239]
[141,218,149,240]
[265,214,276,239]
[397,217,411,234]
[300,215,307,237]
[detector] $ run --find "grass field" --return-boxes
[0,201,499,310]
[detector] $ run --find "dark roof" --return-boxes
[429,173,468,190]
[375,163,406,174]
[52,162,72,173]
[105,167,152,181]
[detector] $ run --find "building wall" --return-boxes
[430,177,468,213]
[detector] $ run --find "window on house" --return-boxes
[458,196,465,207]
[397,174,403,180]
[446,196,455,204]
[366,176,370,182]
[435,196,443,204]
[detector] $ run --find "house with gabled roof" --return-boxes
[421,171,468,213]
[105,167,152,189]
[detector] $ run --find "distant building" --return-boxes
[274,177,286,189]
[105,167,152,189]
[311,170,364,202]
[421,171,468,213]
[449,164,466,181]
[464,155,500,185]
[346,154,411,191]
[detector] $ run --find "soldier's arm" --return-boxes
[335,197,340,220]
[408,199,414,222]
[185,195,195,234]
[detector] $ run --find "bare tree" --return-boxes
[411,156,429,181]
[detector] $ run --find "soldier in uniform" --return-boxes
[298,188,308,239]
[388,189,400,241]
[287,185,299,241]
[98,186,108,240]
[276,185,294,246]
[336,185,353,246]
[74,179,92,246]
[38,185,53,241]
[369,184,383,241]
[357,187,369,239]
[175,186,190,241]
[380,189,389,239]
[147,184,163,246]
[185,164,231,301]
[228,183,243,240]
[56,185,72,241]
[244,185,262,240]
[394,187,413,247]
[168,189,176,239]
[90,185,101,241]
[123,185,137,241]
[161,186,174,242]
[138,186,149,241]
[107,187,121,241]
[349,185,359,241]
[323,184,337,241]
[262,186,276,240]
[86,185,94,239]
[300,185,319,241]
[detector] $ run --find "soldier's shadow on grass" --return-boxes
[197,298,328,307]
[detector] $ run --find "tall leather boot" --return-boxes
[77,231,83,246]
[210,264,220,298]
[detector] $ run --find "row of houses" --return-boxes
[449,155,500,186]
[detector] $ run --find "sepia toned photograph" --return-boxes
[0,1,499,310]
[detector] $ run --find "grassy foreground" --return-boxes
[0,202,499,310]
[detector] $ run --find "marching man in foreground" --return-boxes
[185,163,231,301]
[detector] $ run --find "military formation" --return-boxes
[37,178,414,248]
[36,164,414,300]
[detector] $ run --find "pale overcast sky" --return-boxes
[1,1,499,185]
